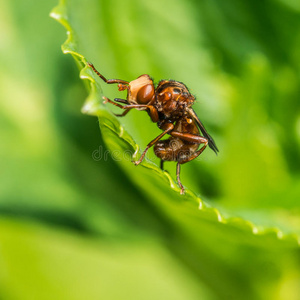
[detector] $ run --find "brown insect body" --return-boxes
[155,80,195,121]
[87,63,218,194]
[154,117,199,163]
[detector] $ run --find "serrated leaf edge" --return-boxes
[50,0,300,246]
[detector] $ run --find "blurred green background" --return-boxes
[1,0,300,299]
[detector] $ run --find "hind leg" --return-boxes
[176,162,185,194]
[178,141,208,164]
[154,139,186,194]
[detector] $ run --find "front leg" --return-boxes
[103,97,159,120]
[115,108,131,117]
[103,96,127,109]
[87,63,129,85]
[103,97,146,117]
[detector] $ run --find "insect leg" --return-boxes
[87,63,129,85]
[114,98,129,104]
[179,141,208,164]
[170,131,208,163]
[103,96,126,109]
[114,108,131,117]
[176,162,185,195]
[103,97,137,117]
[160,160,165,170]
[123,104,159,123]
[123,104,149,109]
[104,97,154,118]
[133,123,174,166]
[170,131,208,144]
[148,106,159,123]
[171,132,208,193]
[112,101,158,122]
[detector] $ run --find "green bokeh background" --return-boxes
[1,0,300,299]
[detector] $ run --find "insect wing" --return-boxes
[187,108,219,154]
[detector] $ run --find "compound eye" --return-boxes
[136,84,155,104]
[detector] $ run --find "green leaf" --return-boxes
[50,0,300,244]
[50,0,300,298]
